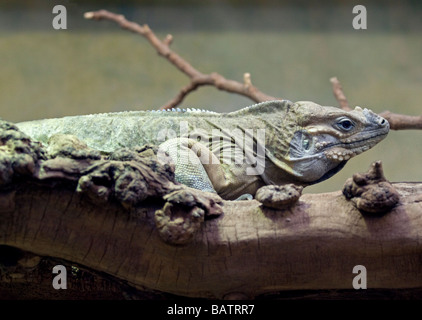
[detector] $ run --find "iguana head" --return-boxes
[264,100,390,185]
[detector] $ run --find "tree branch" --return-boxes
[331,76,422,130]
[84,10,278,109]
[330,77,351,111]
[2,175,422,299]
[379,111,422,130]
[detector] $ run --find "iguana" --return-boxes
[16,100,389,200]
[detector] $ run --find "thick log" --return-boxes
[1,180,421,299]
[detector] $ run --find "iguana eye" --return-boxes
[336,118,355,132]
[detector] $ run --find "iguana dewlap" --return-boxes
[16,100,389,200]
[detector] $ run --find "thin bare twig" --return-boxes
[84,10,278,109]
[330,77,351,111]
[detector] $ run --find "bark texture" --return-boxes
[1,181,422,299]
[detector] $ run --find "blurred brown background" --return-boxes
[1,0,421,192]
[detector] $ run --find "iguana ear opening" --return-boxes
[289,130,315,159]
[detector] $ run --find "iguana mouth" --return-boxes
[323,131,388,161]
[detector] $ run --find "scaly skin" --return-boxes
[16,100,389,200]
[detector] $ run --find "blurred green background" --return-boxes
[1,0,421,193]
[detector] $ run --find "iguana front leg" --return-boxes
[158,138,230,195]
[158,138,259,201]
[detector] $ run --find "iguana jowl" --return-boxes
[16,100,389,200]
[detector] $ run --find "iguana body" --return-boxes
[16,100,389,200]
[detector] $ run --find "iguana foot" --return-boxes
[155,202,205,246]
[155,188,224,245]
[255,184,303,209]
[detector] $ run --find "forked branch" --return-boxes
[84,10,278,109]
